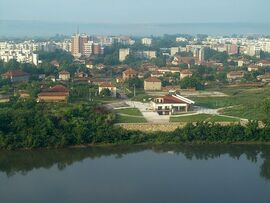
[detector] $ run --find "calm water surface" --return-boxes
[0,145,270,203]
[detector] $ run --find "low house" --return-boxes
[0,95,10,103]
[180,69,193,80]
[116,77,124,83]
[37,85,69,102]
[257,73,270,83]
[144,77,162,91]
[248,64,260,72]
[172,56,195,67]
[50,60,60,68]
[140,63,158,71]
[98,82,117,97]
[75,71,88,78]
[256,60,270,67]
[2,70,29,83]
[151,71,163,78]
[59,71,70,81]
[151,93,195,115]
[86,62,93,69]
[122,68,137,81]
[227,71,245,81]
[96,64,105,70]
[19,90,30,100]
[157,67,181,74]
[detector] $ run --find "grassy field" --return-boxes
[114,108,147,123]
[191,87,270,120]
[115,115,147,123]
[170,114,240,123]
[115,108,143,116]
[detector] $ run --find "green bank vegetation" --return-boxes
[0,98,270,150]
[170,114,240,123]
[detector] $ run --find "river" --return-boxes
[0,145,270,203]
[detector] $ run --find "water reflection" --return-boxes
[0,145,270,179]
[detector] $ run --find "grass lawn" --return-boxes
[191,87,270,120]
[170,114,212,122]
[115,114,147,123]
[115,108,143,116]
[170,114,240,123]
[208,115,240,122]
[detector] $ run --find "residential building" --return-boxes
[37,85,69,103]
[98,82,117,97]
[141,38,152,46]
[256,60,270,67]
[122,68,137,80]
[180,69,193,80]
[71,34,81,58]
[144,77,162,91]
[258,73,270,82]
[59,70,71,81]
[176,37,187,42]
[227,71,245,81]
[2,70,29,83]
[143,51,156,59]
[170,47,179,56]
[119,48,130,62]
[172,56,195,66]
[248,64,259,72]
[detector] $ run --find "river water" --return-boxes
[0,145,270,203]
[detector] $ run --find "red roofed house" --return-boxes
[2,70,29,83]
[227,71,245,81]
[144,77,162,91]
[257,73,270,83]
[172,56,195,67]
[122,68,137,81]
[180,69,193,80]
[98,82,117,97]
[248,64,260,72]
[50,60,60,68]
[37,85,69,103]
[151,92,195,115]
[256,60,270,67]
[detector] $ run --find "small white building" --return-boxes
[141,38,152,46]
[59,71,70,81]
[98,82,117,97]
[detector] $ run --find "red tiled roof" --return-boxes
[99,82,115,88]
[258,60,270,64]
[161,95,186,104]
[59,70,70,75]
[144,77,161,82]
[228,71,244,76]
[50,85,69,92]
[2,70,29,77]
[181,69,192,74]
[123,68,136,75]
[38,92,69,96]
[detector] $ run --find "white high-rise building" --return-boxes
[171,47,179,56]
[199,48,205,62]
[119,48,130,62]
[141,38,152,46]
[83,41,93,57]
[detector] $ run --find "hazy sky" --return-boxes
[1,0,270,23]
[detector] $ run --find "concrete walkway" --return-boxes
[125,101,170,123]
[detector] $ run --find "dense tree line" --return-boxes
[0,99,270,150]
